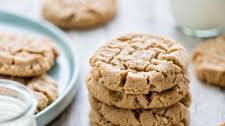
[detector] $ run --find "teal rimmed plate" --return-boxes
[0,11,79,126]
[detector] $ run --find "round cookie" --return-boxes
[42,0,117,29]
[90,109,188,126]
[193,36,225,87]
[90,96,190,126]
[87,75,189,109]
[219,122,225,126]
[0,33,58,77]
[90,34,189,94]
[0,74,58,112]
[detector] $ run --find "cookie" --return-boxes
[90,92,192,126]
[42,0,117,29]
[90,34,189,94]
[0,74,58,112]
[180,91,192,108]
[90,96,190,126]
[26,74,58,104]
[34,91,49,112]
[90,109,115,126]
[87,75,190,109]
[90,109,187,126]
[0,33,58,77]
[193,36,225,87]
[220,122,225,126]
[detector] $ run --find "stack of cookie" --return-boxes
[87,34,191,126]
[0,33,59,113]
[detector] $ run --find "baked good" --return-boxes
[87,75,190,109]
[42,0,117,29]
[193,36,225,87]
[220,122,225,126]
[0,33,58,77]
[0,74,58,112]
[27,74,58,104]
[90,96,190,126]
[88,33,191,126]
[180,91,192,108]
[90,34,189,94]
[90,109,188,126]
[34,91,49,112]
[90,110,115,126]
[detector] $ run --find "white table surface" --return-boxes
[1,0,225,126]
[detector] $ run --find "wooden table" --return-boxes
[1,0,225,126]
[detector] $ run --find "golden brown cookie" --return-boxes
[90,34,189,94]
[90,109,115,126]
[42,0,117,29]
[193,36,225,87]
[90,109,188,126]
[89,96,190,126]
[219,122,225,126]
[27,74,58,104]
[180,90,192,108]
[87,75,189,109]
[0,74,58,112]
[0,33,58,77]
[33,91,49,112]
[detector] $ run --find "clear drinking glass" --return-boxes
[0,79,37,126]
[170,0,225,38]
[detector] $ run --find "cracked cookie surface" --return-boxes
[87,75,189,109]
[0,33,58,77]
[42,0,117,29]
[0,74,58,113]
[193,36,225,88]
[90,34,189,94]
[89,96,190,126]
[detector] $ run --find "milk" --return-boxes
[0,96,36,126]
[170,0,225,37]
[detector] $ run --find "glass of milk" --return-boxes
[170,0,225,38]
[0,79,37,126]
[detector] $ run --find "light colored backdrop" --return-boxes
[1,0,225,126]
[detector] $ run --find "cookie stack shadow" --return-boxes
[87,34,191,126]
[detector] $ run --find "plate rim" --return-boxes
[0,10,79,123]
